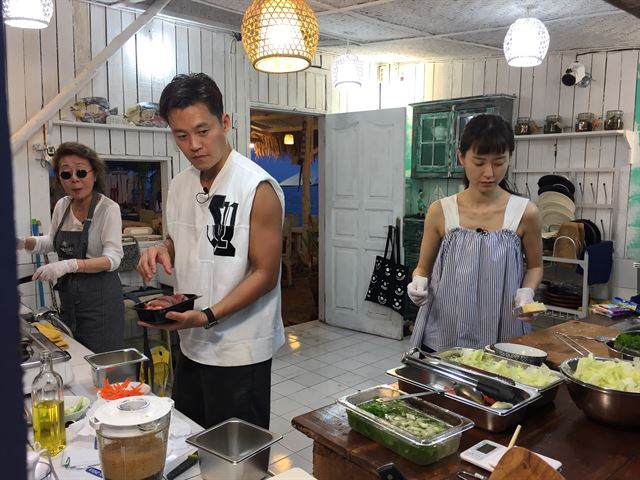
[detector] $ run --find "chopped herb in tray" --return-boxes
[614,333,640,354]
[358,398,448,440]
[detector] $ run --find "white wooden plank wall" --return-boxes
[3,2,278,308]
[247,53,331,114]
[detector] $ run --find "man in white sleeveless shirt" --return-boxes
[137,73,285,429]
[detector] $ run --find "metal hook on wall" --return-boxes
[589,182,596,201]
[525,182,531,198]
[600,219,606,239]
[602,182,608,204]
[578,182,584,196]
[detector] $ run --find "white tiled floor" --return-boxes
[268,320,412,476]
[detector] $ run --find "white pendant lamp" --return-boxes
[332,52,364,92]
[241,0,319,74]
[2,0,53,29]
[503,17,549,67]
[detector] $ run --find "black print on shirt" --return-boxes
[207,195,238,257]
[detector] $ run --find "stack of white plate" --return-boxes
[538,191,576,232]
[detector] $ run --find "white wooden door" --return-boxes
[322,108,406,339]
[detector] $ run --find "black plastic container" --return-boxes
[133,294,199,324]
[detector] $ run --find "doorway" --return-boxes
[250,109,320,326]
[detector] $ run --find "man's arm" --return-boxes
[137,237,174,282]
[210,181,283,319]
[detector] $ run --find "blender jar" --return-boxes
[90,396,173,480]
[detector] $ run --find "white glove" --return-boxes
[16,237,25,250]
[32,259,79,282]
[407,275,430,306]
[514,287,535,308]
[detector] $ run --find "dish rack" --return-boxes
[541,240,589,319]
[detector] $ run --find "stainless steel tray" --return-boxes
[429,348,564,406]
[337,385,474,465]
[386,364,539,432]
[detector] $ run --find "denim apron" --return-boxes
[54,191,124,353]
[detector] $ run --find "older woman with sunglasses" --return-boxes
[17,142,125,353]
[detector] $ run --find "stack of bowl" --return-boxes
[536,175,576,232]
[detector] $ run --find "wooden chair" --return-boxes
[282,216,294,287]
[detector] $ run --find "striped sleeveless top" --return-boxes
[410,193,530,351]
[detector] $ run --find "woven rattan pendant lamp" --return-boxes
[241,0,319,73]
[503,16,549,67]
[2,0,53,29]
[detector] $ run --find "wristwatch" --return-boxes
[201,307,218,329]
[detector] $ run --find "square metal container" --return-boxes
[386,365,539,432]
[337,385,474,465]
[84,348,147,387]
[186,418,282,480]
[430,348,565,407]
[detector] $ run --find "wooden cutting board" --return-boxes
[490,447,565,480]
[507,320,619,369]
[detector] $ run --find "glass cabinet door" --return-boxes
[413,111,452,174]
[453,107,496,172]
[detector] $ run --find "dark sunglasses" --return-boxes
[59,169,92,180]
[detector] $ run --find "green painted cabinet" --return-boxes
[410,95,515,178]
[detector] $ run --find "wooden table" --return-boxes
[292,318,640,480]
[293,387,640,480]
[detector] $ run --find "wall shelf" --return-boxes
[512,167,620,174]
[514,129,633,149]
[51,119,171,134]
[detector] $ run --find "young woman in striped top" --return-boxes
[408,114,543,352]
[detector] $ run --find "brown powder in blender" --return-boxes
[100,432,166,480]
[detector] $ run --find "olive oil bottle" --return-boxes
[31,351,66,455]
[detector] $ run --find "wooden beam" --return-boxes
[603,0,640,18]
[10,0,171,151]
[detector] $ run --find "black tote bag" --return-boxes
[365,225,409,315]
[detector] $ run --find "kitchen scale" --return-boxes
[460,440,562,473]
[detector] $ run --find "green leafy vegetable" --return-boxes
[573,355,640,393]
[359,398,448,440]
[613,333,640,354]
[448,349,560,387]
[64,397,85,416]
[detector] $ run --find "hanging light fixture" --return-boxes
[332,51,364,92]
[503,17,549,67]
[241,0,319,74]
[2,0,53,29]
[283,133,295,145]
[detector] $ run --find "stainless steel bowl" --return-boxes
[559,356,640,427]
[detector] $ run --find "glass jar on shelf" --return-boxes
[604,110,623,130]
[543,115,562,134]
[514,117,531,135]
[575,113,594,132]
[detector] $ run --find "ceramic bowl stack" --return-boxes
[536,175,576,232]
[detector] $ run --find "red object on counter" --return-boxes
[144,293,189,310]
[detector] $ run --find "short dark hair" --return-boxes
[459,114,519,195]
[459,113,515,157]
[159,73,224,122]
[52,142,106,194]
